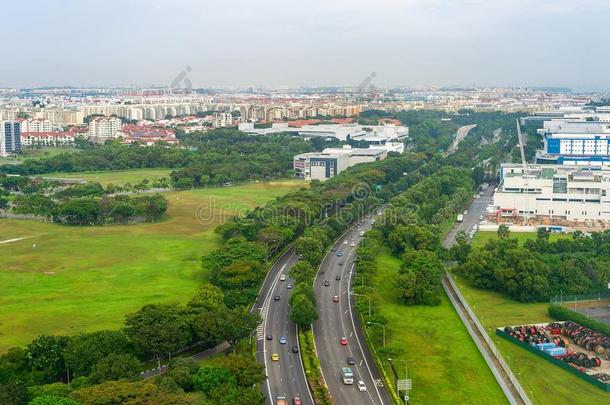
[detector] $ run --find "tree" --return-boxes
[216,355,265,387]
[497,224,510,240]
[163,358,200,392]
[88,354,140,384]
[0,379,29,405]
[536,227,550,241]
[290,294,317,328]
[64,330,132,378]
[289,261,316,284]
[186,285,225,312]
[26,335,70,383]
[28,396,80,405]
[220,309,262,348]
[192,310,226,348]
[70,380,200,405]
[123,304,191,369]
[206,385,265,405]
[192,365,236,394]
[396,250,443,305]
[56,199,100,225]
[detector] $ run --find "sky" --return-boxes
[3,0,610,90]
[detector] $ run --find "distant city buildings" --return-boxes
[87,117,123,143]
[0,121,21,156]
[213,112,233,128]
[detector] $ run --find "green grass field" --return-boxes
[371,248,507,405]
[0,180,304,352]
[39,168,173,186]
[457,231,610,405]
[472,230,566,247]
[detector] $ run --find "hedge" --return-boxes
[548,304,610,338]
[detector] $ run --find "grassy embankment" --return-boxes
[39,168,173,186]
[370,247,508,405]
[0,180,303,352]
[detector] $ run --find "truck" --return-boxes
[457,214,464,222]
[341,367,354,384]
[276,396,287,405]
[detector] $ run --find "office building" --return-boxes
[491,163,610,224]
[293,145,388,181]
[0,121,21,156]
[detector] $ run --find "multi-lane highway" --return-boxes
[312,216,392,405]
[443,124,477,157]
[254,249,313,405]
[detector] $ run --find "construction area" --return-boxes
[497,321,610,391]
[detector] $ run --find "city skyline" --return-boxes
[3,0,610,91]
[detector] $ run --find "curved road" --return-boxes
[313,215,392,405]
[254,249,314,405]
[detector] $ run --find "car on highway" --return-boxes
[332,295,339,303]
[335,274,341,280]
[280,274,287,281]
[347,356,355,365]
[338,260,344,265]
[343,240,348,245]
[293,396,302,405]
[274,295,281,301]
[279,336,287,344]
[266,334,273,340]
[357,380,367,392]
[371,219,375,224]
[331,247,337,252]
[324,280,330,286]
[479,215,484,221]
[340,337,348,346]
[359,231,365,236]
[271,353,279,361]
[291,345,299,353]
[337,252,343,257]
[350,242,355,247]
[287,284,292,289]
[276,396,287,405]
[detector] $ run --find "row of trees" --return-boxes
[0,284,262,405]
[458,227,610,302]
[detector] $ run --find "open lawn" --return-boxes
[39,168,173,186]
[472,230,566,247]
[0,180,304,352]
[371,248,507,405]
[455,231,610,404]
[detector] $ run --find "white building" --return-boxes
[21,131,75,148]
[293,145,388,181]
[19,119,53,133]
[491,163,610,224]
[213,113,233,128]
[87,117,122,143]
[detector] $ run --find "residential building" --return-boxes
[19,119,53,132]
[213,112,233,128]
[490,163,610,224]
[121,125,179,146]
[0,121,21,156]
[21,131,75,148]
[87,117,122,143]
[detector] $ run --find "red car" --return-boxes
[340,337,348,346]
[332,295,339,303]
[293,396,302,405]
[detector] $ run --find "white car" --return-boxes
[350,242,356,247]
[359,231,365,236]
[280,274,287,281]
[343,240,348,245]
[357,380,367,392]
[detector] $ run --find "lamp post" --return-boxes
[366,321,386,347]
[353,292,371,317]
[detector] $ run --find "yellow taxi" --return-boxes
[271,353,280,361]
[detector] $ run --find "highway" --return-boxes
[312,216,392,405]
[443,124,477,157]
[443,183,495,248]
[253,249,314,405]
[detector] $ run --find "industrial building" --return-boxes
[490,163,610,224]
[293,145,389,181]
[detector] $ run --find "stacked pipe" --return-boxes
[504,325,551,345]
[591,373,610,383]
[562,353,602,370]
[561,321,610,360]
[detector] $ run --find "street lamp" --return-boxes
[353,292,371,317]
[366,321,386,347]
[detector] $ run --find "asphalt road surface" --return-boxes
[254,249,314,405]
[313,215,392,405]
[443,124,477,157]
[444,183,495,249]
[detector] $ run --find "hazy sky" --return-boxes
[3,0,610,90]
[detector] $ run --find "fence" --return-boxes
[445,273,532,405]
[550,291,610,306]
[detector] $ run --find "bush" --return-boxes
[548,305,610,338]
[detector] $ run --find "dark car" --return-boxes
[347,356,355,365]
[266,334,273,340]
[323,280,330,286]
[335,274,341,280]
[338,260,344,266]
[331,247,337,252]
[274,295,281,301]
[292,345,299,353]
